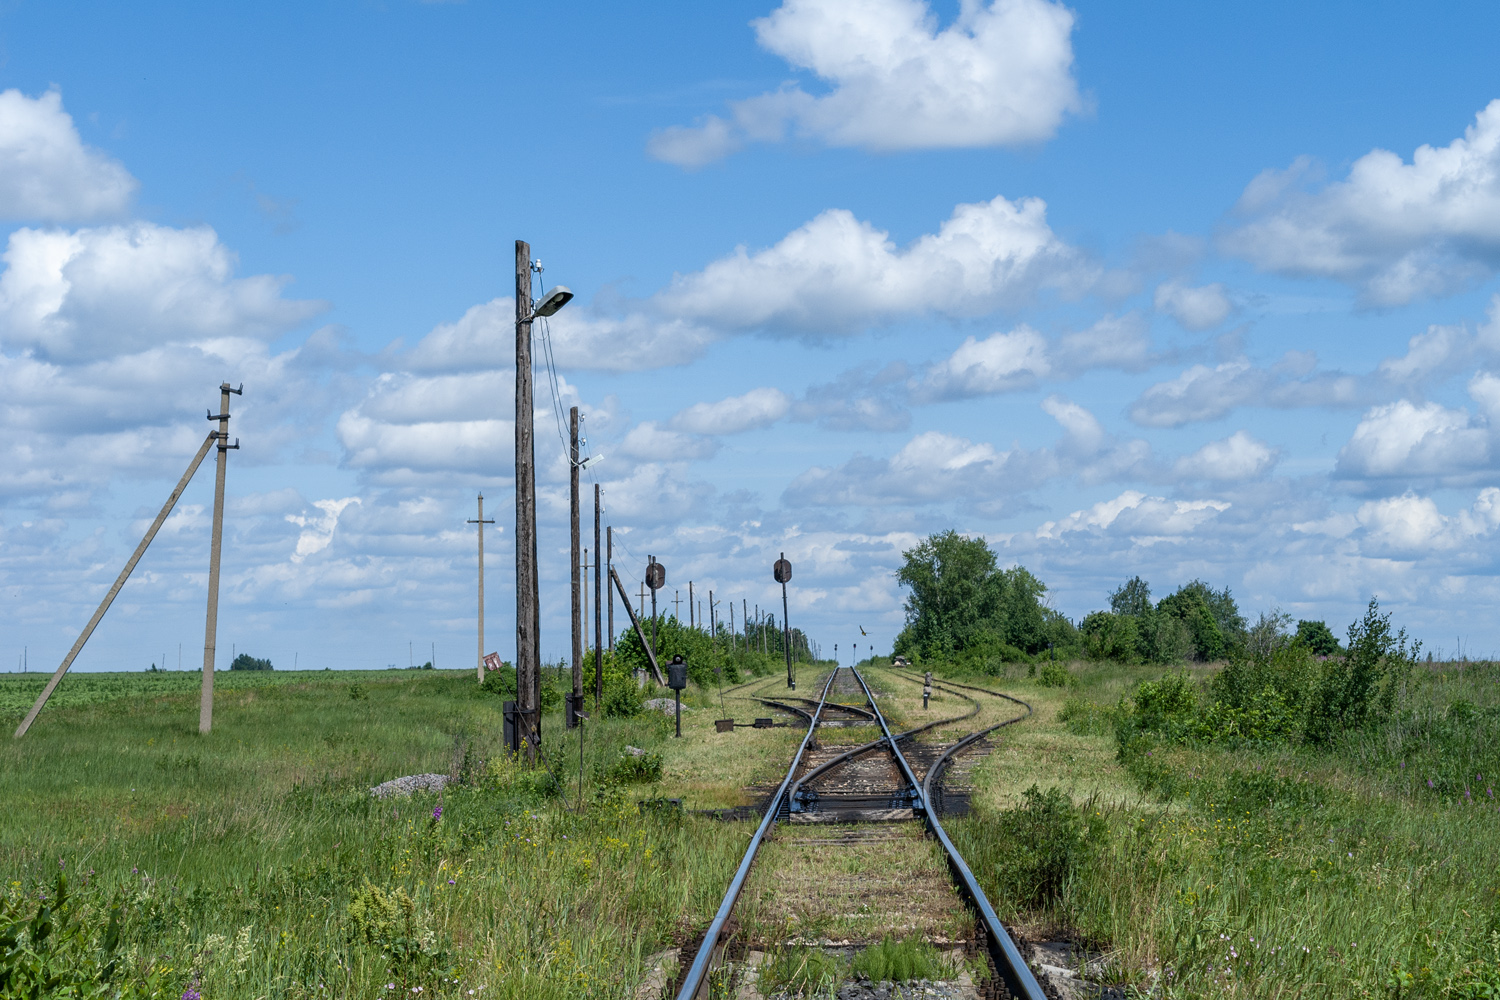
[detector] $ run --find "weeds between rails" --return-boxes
[674,665,1048,1000]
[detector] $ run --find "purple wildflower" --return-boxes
[183,989,201,1000]
[432,806,443,821]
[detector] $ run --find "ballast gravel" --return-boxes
[368,773,449,798]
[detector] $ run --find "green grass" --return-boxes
[850,936,943,982]
[936,657,1500,999]
[0,668,767,999]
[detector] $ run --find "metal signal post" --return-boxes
[774,554,794,689]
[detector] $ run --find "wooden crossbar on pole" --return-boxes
[610,566,665,685]
[14,430,219,738]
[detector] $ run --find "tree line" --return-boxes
[893,530,1344,667]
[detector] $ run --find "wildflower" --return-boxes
[387,985,395,991]
[183,990,201,1000]
[433,806,443,820]
[1428,779,1435,788]
[448,879,456,885]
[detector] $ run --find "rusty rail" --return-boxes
[672,667,844,1000]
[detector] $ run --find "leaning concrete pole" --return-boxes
[200,381,241,734]
[15,428,219,738]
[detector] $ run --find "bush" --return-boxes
[1080,611,1140,663]
[230,653,272,671]
[1037,661,1073,688]
[601,749,663,785]
[1296,619,1341,655]
[973,785,1104,909]
[1304,599,1417,744]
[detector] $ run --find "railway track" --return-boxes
[674,665,1045,1000]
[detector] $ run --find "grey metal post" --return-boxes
[650,556,659,661]
[468,494,494,684]
[780,552,793,689]
[515,240,539,759]
[201,381,241,734]
[15,428,219,738]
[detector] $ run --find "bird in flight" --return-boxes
[859,626,867,636]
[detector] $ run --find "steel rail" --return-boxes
[905,674,1032,815]
[780,695,878,721]
[850,666,1047,1000]
[784,680,980,812]
[672,667,845,1000]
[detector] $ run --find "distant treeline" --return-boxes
[892,530,1344,667]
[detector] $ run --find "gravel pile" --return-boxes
[369,773,449,798]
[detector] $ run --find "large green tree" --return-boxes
[893,531,1056,659]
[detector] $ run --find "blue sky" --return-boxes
[6,0,1500,674]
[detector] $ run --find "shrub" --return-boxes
[601,749,663,785]
[1080,611,1140,663]
[230,653,272,671]
[1305,599,1418,744]
[1296,618,1341,655]
[976,785,1103,909]
[1037,661,1073,688]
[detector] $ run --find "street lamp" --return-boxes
[531,285,574,319]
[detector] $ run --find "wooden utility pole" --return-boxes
[688,581,694,628]
[468,494,494,684]
[606,525,614,653]
[594,485,603,709]
[201,381,241,735]
[15,424,220,738]
[729,599,735,651]
[514,240,540,759]
[569,405,582,721]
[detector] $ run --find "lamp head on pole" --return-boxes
[530,285,574,319]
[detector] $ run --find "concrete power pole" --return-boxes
[200,381,241,735]
[468,494,494,684]
[514,240,540,759]
[569,405,582,724]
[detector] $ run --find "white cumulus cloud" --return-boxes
[0,89,137,222]
[1130,355,1359,427]
[0,223,326,362]
[671,387,791,435]
[916,324,1050,399]
[1222,99,1500,306]
[1153,279,1232,330]
[1335,377,1500,481]
[1174,430,1277,481]
[648,0,1080,167]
